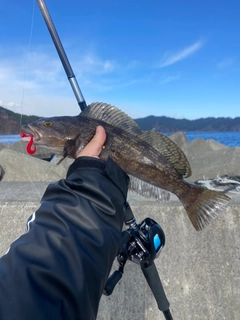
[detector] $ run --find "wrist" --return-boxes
[67,156,106,178]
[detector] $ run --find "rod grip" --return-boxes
[141,262,170,312]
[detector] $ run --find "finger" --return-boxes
[77,126,107,158]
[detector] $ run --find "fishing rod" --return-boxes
[36,0,87,111]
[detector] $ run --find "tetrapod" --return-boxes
[104,203,173,320]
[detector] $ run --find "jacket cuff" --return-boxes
[67,156,106,177]
[67,156,130,199]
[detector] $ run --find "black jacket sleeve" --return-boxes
[0,157,129,320]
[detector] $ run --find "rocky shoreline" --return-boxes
[0,131,240,183]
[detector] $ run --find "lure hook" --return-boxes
[20,132,37,155]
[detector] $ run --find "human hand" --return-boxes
[76,126,106,158]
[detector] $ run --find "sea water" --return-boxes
[0,132,240,148]
[184,132,240,148]
[0,134,21,145]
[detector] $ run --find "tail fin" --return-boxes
[180,184,231,231]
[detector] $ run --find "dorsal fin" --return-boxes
[139,131,192,178]
[81,102,141,135]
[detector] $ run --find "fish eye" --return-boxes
[44,121,53,127]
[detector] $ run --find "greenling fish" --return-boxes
[20,102,230,231]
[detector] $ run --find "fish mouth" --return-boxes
[20,124,65,154]
[20,125,42,143]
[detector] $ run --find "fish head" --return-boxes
[20,116,79,154]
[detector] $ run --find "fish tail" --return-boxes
[180,184,230,231]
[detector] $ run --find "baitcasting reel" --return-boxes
[104,203,173,320]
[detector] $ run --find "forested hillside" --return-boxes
[134,115,240,132]
[0,107,40,134]
[1,106,240,134]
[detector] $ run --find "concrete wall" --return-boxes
[0,183,239,320]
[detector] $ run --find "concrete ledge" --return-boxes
[100,200,239,320]
[0,182,239,320]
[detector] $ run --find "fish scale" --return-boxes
[20,102,230,231]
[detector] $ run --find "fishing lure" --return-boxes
[20,132,36,154]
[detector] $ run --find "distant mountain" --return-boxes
[0,107,40,134]
[134,115,240,132]
[0,106,240,134]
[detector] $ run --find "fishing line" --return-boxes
[19,0,35,127]
[19,0,42,200]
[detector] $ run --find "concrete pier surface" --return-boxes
[1,135,240,319]
[0,182,239,320]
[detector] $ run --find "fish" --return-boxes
[20,102,230,231]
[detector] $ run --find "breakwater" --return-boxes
[0,133,240,319]
[0,185,239,320]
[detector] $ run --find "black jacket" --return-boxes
[0,157,129,320]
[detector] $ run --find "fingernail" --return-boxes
[96,126,101,135]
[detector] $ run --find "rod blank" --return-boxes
[36,0,87,111]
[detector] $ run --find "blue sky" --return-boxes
[0,0,239,119]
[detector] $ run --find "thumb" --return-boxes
[76,126,107,158]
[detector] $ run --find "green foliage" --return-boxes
[134,115,240,132]
[0,107,40,123]
[0,106,41,134]
[1,105,240,134]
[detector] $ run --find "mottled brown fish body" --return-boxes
[64,117,187,196]
[21,102,230,231]
[99,126,225,231]
[102,128,184,193]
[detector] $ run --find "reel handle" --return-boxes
[103,270,122,296]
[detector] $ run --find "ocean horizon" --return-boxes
[0,132,240,148]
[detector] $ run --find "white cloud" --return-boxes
[0,48,146,116]
[0,49,121,115]
[0,51,71,115]
[158,39,205,68]
[217,57,234,69]
[0,52,62,88]
[75,54,116,75]
[160,74,180,84]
